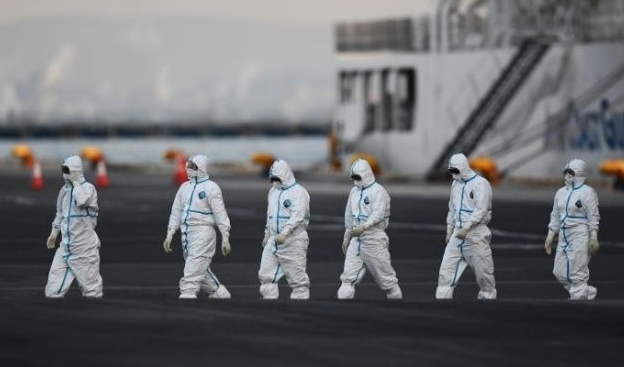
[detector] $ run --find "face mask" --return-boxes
[186,168,197,179]
[448,167,461,181]
[270,175,282,189]
[186,159,199,179]
[350,172,363,188]
[61,165,70,181]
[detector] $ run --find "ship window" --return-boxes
[363,71,377,133]
[339,71,357,103]
[380,69,394,131]
[397,68,416,131]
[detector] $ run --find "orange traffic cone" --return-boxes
[95,160,110,189]
[30,161,44,191]
[173,154,188,185]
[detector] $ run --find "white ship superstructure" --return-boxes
[333,0,624,181]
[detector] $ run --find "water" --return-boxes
[0,136,328,170]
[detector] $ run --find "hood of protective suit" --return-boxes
[188,154,209,180]
[564,158,586,187]
[350,159,375,187]
[62,155,85,182]
[448,153,475,181]
[63,155,83,173]
[269,159,296,187]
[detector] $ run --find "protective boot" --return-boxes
[386,285,402,299]
[337,283,355,299]
[477,289,497,300]
[179,292,197,299]
[435,286,454,299]
[290,286,309,300]
[260,283,279,299]
[208,285,231,299]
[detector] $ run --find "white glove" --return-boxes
[445,225,453,244]
[46,228,59,249]
[221,232,231,256]
[349,223,370,237]
[274,228,291,245]
[69,172,81,187]
[455,225,470,240]
[262,229,270,248]
[342,229,352,255]
[274,233,286,244]
[163,229,175,253]
[589,230,599,254]
[544,230,556,255]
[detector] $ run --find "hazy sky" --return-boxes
[0,0,431,122]
[0,0,430,25]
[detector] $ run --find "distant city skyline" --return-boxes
[0,0,429,25]
[0,0,429,124]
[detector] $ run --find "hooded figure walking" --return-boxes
[163,154,232,299]
[45,155,103,298]
[435,153,497,300]
[544,158,600,300]
[258,159,311,300]
[337,159,402,300]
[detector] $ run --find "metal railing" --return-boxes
[334,0,624,54]
[427,38,550,180]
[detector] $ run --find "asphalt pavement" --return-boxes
[1,166,623,367]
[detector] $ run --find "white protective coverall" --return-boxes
[45,155,103,298]
[547,159,600,300]
[337,159,402,300]
[436,153,497,300]
[258,159,311,299]
[166,155,231,299]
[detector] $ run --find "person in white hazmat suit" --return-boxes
[163,154,232,299]
[544,158,600,300]
[45,155,103,298]
[337,159,402,300]
[436,153,497,300]
[258,159,311,300]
